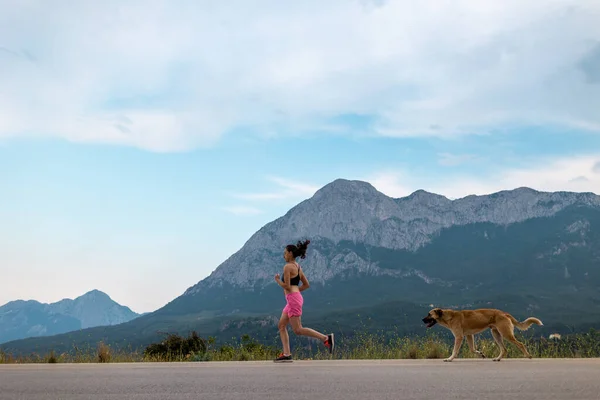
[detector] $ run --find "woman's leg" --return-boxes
[286,293,334,353]
[289,316,327,341]
[289,316,334,353]
[278,311,291,355]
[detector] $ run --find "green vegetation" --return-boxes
[144,331,207,361]
[2,329,599,364]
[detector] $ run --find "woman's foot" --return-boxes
[274,353,293,363]
[324,333,334,354]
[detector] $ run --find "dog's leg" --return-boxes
[491,327,507,361]
[497,323,532,359]
[444,335,464,362]
[466,335,486,358]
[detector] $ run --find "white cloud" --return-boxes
[570,176,590,183]
[479,155,600,196]
[1,1,600,151]
[233,176,320,202]
[364,171,414,198]
[368,154,600,200]
[266,176,321,195]
[221,206,263,216]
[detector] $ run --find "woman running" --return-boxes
[274,239,334,362]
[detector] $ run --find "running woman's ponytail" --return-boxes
[286,239,311,259]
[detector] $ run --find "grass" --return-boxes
[1,329,599,364]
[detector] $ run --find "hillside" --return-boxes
[2,179,599,354]
[0,290,140,344]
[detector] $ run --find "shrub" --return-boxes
[144,331,207,361]
[97,342,111,363]
[46,351,58,363]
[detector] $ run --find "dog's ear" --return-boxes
[435,309,443,318]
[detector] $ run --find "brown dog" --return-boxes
[422,308,543,362]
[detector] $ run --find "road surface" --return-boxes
[1,359,599,399]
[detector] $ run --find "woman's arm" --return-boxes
[298,268,310,292]
[275,264,292,290]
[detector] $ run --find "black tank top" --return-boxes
[283,266,301,286]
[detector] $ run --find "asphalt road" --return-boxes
[1,359,599,400]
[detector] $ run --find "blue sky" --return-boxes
[1,1,600,312]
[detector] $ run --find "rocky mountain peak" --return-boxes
[77,289,112,302]
[397,189,452,209]
[184,179,600,294]
[312,178,380,199]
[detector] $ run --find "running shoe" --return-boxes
[324,333,335,354]
[273,353,293,363]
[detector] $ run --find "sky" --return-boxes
[1,0,600,313]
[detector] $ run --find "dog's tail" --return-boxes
[507,314,543,330]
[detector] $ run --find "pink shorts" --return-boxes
[283,292,304,317]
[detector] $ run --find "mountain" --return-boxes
[2,179,600,354]
[166,180,600,314]
[0,290,141,344]
[201,183,597,284]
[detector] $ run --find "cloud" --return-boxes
[364,171,414,198]
[233,176,320,202]
[593,161,600,174]
[266,176,321,196]
[0,46,22,59]
[1,1,600,151]
[472,155,600,196]
[368,154,600,200]
[569,176,590,183]
[579,42,600,84]
[437,153,480,167]
[221,206,263,216]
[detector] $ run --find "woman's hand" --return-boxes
[275,272,290,290]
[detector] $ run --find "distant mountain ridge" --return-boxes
[0,290,140,344]
[2,180,600,354]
